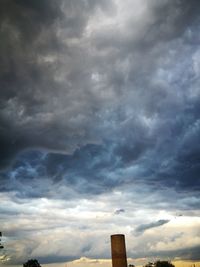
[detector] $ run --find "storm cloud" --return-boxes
[0,0,200,265]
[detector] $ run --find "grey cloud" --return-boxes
[114,209,125,215]
[1,0,200,263]
[134,220,170,235]
[144,0,200,44]
[0,0,115,169]
[169,232,184,242]
[0,0,200,197]
[0,0,198,169]
[36,255,76,265]
[130,245,200,261]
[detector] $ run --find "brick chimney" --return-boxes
[111,234,127,267]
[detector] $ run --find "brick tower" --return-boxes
[111,234,127,267]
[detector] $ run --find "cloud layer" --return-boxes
[0,0,200,265]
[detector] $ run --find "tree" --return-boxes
[144,261,175,267]
[155,261,175,267]
[23,259,41,267]
[0,232,4,249]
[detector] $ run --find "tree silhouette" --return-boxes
[144,261,175,267]
[155,261,175,267]
[23,259,41,267]
[0,232,4,249]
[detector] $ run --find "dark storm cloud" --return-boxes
[144,0,200,44]
[0,3,200,264]
[0,0,115,169]
[0,144,123,198]
[0,0,61,168]
[134,220,170,235]
[1,1,200,265]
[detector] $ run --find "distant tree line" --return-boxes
[144,261,175,267]
[23,259,175,267]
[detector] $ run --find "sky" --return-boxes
[0,0,200,266]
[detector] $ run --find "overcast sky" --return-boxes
[0,0,200,266]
